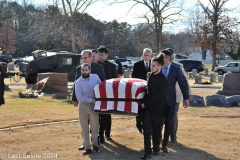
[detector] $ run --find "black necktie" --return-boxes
[146,63,148,71]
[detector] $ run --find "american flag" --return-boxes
[94,78,147,114]
[36,77,49,85]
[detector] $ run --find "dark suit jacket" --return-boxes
[104,60,118,78]
[132,60,151,80]
[165,63,189,108]
[98,61,112,79]
[144,72,168,117]
[72,62,106,101]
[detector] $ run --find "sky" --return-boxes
[17,0,240,32]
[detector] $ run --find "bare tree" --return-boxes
[113,0,184,53]
[60,0,98,52]
[0,20,16,54]
[198,0,240,70]
[187,7,208,60]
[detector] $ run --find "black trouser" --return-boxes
[136,115,143,131]
[99,114,111,137]
[162,103,175,147]
[136,105,144,131]
[143,110,164,154]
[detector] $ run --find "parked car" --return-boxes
[114,58,134,68]
[178,60,205,73]
[19,50,81,84]
[214,62,240,75]
[14,56,34,67]
[0,55,12,63]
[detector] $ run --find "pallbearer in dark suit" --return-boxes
[92,49,112,144]
[97,46,118,142]
[140,54,168,159]
[131,48,152,134]
[160,49,189,153]
[92,49,112,80]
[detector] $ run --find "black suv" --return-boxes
[178,60,205,73]
[0,55,12,63]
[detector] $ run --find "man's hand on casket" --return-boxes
[141,104,145,108]
[73,101,78,107]
[92,98,96,104]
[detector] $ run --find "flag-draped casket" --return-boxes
[94,78,147,114]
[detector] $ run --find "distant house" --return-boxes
[189,51,212,60]
[152,53,189,59]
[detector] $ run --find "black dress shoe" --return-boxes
[153,152,159,156]
[78,145,85,150]
[162,146,169,153]
[170,135,178,143]
[93,146,99,153]
[137,127,143,134]
[99,136,105,143]
[141,154,152,159]
[82,149,92,155]
[171,139,178,143]
[105,135,112,141]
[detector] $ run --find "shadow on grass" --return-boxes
[167,142,221,160]
[88,140,221,160]
[88,140,142,160]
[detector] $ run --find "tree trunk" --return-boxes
[202,47,207,60]
[71,28,76,52]
[155,15,160,54]
[159,24,163,51]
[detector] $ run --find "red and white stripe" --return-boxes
[94,78,147,113]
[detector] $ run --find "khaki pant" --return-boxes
[170,102,179,141]
[79,101,99,149]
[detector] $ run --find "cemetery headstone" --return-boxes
[37,73,68,93]
[195,74,202,84]
[206,94,227,107]
[218,75,223,83]
[189,72,193,79]
[192,69,198,77]
[216,73,240,96]
[189,95,205,106]
[210,73,216,82]
[204,68,209,76]
[227,96,240,107]
[124,69,130,78]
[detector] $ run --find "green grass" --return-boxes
[0,89,78,128]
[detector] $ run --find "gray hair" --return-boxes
[81,49,92,57]
[143,48,152,56]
